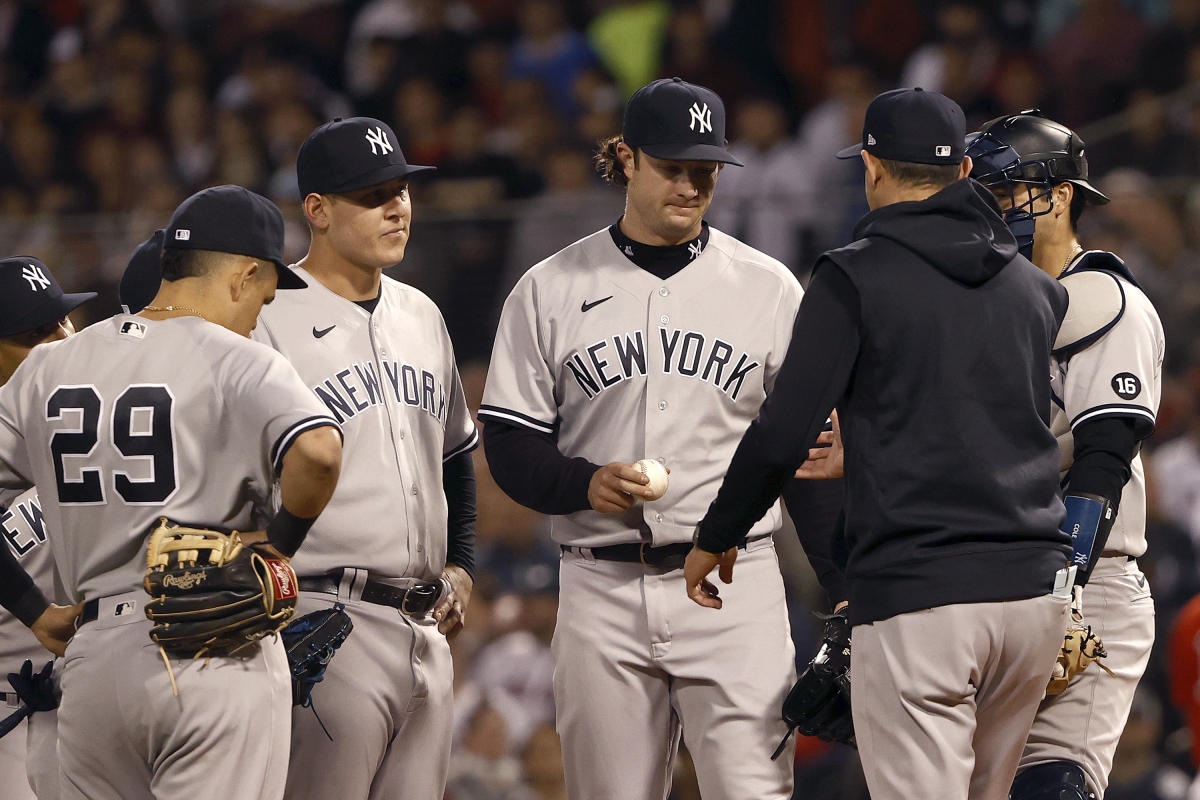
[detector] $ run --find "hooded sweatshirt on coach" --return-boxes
[697,178,1071,626]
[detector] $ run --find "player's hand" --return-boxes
[588,462,656,513]
[236,529,290,561]
[795,410,844,480]
[684,545,738,609]
[31,602,83,657]
[434,564,472,642]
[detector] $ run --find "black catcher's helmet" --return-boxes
[969,110,1109,216]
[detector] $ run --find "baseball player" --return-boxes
[0,256,95,800]
[248,117,478,800]
[480,77,843,800]
[686,88,1073,800]
[0,185,344,800]
[968,111,1164,800]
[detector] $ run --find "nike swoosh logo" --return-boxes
[581,296,613,312]
[313,325,335,338]
[1136,575,1146,588]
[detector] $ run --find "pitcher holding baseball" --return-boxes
[479,77,844,800]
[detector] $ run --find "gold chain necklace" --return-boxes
[1061,244,1083,276]
[141,304,208,322]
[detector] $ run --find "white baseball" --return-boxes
[635,458,669,501]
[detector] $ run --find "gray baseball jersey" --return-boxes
[482,225,803,799]
[0,315,338,602]
[252,267,477,580]
[1050,258,1165,556]
[1023,252,1164,795]
[480,227,802,546]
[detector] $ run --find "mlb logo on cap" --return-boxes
[175,229,191,241]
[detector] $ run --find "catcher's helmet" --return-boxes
[970,110,1109,209]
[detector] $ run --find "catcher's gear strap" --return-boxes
[1053,268,1124,358]
[1063,493,1115,586]
[1010,761,1095,800]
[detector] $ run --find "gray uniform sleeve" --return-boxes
[0,377,34,490]
[1061,293,1163,430]
[224,344,342,473]
[479,275,558,433]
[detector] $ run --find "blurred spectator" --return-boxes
[447,703,524,800]
[706,96,812,270]
[658,5,753,108]
[1044,0,1148,126]
[507,724,568,800]
[900,2,1000,119]
[587,0,672,97]
[1107,688,1192,799]
[1138,0,1200,92]
[509,0,597,119]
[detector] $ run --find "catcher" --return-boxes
[0,186,344,800]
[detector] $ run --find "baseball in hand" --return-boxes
[635,459,669,501]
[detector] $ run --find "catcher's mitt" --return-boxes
[280,607,354,707]
[143,517,298,659]
[772,611,855,759]
[1046,586,1115,696]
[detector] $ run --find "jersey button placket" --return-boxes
[646,290,676,544]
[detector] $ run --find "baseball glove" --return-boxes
[280,607,354,707]
[143,518,298,659]
[772,611,855,759]
[0,659,57,741]
[1047,587,1115,695]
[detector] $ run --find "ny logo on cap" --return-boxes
[365,126,394,156]
[22,263,50,291]
[688,102,712,134]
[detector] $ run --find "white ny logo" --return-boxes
[364,126,394,156]
[688,102,712,134]
[22,264,50,291]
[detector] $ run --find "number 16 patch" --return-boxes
[1112,372,1142,400]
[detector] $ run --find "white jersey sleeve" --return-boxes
[480,272,559,434]
[1057,280,1163,431]
[0,383,33,490]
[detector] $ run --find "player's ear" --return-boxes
[304,193,331,232]
[1054,182,1074,221]
[617,142,637,181]
[229,258,260,302]
[959,156,973,181]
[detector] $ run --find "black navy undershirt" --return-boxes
[608,218,710,280]
[355,294,381,314]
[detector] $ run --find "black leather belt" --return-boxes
[80,599,99,625]
[297,571,443,617]
[1101,551,1135,561]
[561,534,770,573]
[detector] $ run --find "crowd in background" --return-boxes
[4,0,1200,797]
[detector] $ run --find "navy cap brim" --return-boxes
[0,291,98,337]
[639,142,744,167]
[310,163,437,197]
[836,143,864,159]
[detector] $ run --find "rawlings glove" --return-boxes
[280,607,354,707]
[0,659,57,740]
[1047,586,1115,696]
[772,611,855,758]
[143,517,298,659]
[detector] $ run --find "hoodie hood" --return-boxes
[852,178,1018,287]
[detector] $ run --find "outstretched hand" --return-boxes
[795,410,844,480]
[684,545,738,609]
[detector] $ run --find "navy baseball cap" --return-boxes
[164,185,305,289]
[297,117,435,198]
[120,229,164,313]
[0,256,97,337]
[836,88,966,165]
[623,77,743,166]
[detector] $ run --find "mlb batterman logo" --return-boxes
[935,145,952,157]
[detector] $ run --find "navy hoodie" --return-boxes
[698,179,1071,625]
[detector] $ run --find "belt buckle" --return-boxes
[401,582,439,616]
[639,542,684,573]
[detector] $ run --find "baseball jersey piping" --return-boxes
[476,404,555,434]
[442,428,480,462]
[1071,404,1156,429]
[271,415,342,471]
